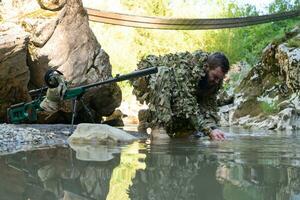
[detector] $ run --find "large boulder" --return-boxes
[219,26,300,130]
[0,23,31,121]
[0,0,121,123]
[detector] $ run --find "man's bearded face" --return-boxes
[207,66,225,87]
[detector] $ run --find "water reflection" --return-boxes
[127,139,223,200]
[69,143,121,162]
[106,142,146,200]
[0,132,300,200]
[0,146,120,200]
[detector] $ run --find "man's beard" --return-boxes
[198,74,212,90]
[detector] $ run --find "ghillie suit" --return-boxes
[132,50,222,137]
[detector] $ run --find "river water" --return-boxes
[0,128,300,200]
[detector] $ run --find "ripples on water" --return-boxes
[0,128,300,200]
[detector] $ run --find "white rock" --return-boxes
[276,108,300,130]
[68,123,137,145]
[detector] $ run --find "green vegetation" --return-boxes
[260,101,280,114]
[287,38,300,48]
[203,0,299,65]
[88,0,300,99]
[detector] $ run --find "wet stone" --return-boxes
[0,124,69,154]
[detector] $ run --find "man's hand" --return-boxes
[209,129,225,140]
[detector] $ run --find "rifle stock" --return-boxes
[7,98,44,123]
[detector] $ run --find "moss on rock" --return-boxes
[287,38,300,48]
[233,98,262,119]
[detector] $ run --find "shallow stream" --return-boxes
[1,127,300,200]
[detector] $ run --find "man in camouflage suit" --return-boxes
[132,50,229,140]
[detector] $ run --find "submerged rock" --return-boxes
[68,123,137,144]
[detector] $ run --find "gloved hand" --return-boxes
[40,71,67,113]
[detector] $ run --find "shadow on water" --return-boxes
[1,128,300,200]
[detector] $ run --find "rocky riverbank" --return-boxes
[0,123,147,155]
[219,26,300,131]
[0,124,70,155]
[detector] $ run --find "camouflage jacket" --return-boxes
[132,50,221,137]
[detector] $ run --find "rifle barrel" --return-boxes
[29,86,48,95]
[83,67,158,90]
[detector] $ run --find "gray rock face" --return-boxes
[277,41,300,91]
[0,23,31,121]
[0,0,121,123]
[219,26,300,130]
[26,0,110,86]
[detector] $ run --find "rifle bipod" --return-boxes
[70,96,95,135]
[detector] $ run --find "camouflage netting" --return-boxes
[132,50,221,136]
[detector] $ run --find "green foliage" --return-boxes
[121,0,171,16]
[268,0,297,13]
[122,0,299,66]
[202,1,299,65]
[260,101,279,114]
[89,0,300,101]
[287,38,300,48]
